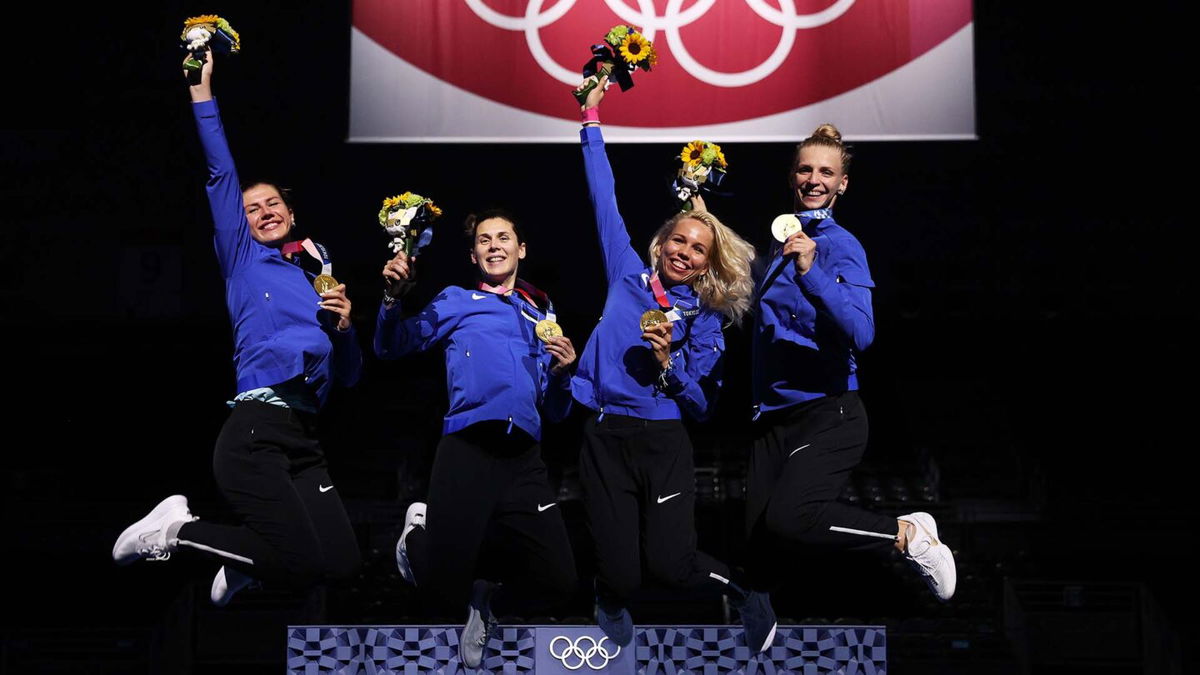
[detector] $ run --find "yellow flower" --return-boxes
[619,32,652,65]
[716,149,728,168]
[382,196,402,210]
[681,141,706,167]
[181,15,219,39]
[429,204,443,218]
[646,45,658,67]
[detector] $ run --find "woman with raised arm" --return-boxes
[376,210,579,669]
[572,79,776,653]
[112,50,362,606]
[745,124,956,608]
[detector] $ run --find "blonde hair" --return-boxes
[795,122,852,173]
[648,210,756,326]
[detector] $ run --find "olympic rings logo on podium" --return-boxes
[548,635,621,670]
[463,0,857,88]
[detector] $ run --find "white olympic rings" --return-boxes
[548,635,621,670]
[463,0,857,87]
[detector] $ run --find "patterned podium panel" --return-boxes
[286,625,885,674]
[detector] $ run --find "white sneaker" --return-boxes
[898,511,956,601]
[395,502,426,584]
[211,566,256,607]
[112,495,195,565]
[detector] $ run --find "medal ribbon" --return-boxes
[281,238,332,278]
[648,272,700,322]
[478,279,556,324]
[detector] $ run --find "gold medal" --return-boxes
[535,319,563,343]
[313,274,339,294]
[640,309,669,331]
[771,213,803,242]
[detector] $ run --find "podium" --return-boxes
[287,624,886,673]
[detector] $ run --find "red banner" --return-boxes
[350,0,974,142]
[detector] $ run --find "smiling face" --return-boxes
[657,217,713,286]
[470,217,526,285]
[792,145,849,211]
[242,183,294,247]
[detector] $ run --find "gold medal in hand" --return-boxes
[535,319,563,344]
[313,274,339,294]
[640,309,668,331]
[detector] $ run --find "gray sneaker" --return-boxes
[459,580,498,669]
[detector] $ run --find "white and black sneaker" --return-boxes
[211,566,256,607]
[112,495,196,565]
[395,502,426,585]
[898,511,956,601]
[459,579,498,669]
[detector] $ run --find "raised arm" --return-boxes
[577,78,645,283]
[186,49,255,278]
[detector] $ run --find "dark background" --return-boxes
[2,1,1193,673]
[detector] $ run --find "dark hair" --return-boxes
[240,180,295,211]
[794,123,852,173]
[464,208,523,245]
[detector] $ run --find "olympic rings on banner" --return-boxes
[548,635,621,670]
[463,0,857,87]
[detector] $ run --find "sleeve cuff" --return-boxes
[796,258,834,296]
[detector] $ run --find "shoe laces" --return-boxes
[141,545,171,562]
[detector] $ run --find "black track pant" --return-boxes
[744,391,896,590]
[176,400,361,589]
[579,413,732,609]
[405,422,578,617]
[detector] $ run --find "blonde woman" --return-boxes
[571,79,775,653]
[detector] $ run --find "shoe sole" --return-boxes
[112,495,189,565]
[757,622,778,653]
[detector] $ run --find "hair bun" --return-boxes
[811,123,842,144]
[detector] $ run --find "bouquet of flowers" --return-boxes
[573,25,658,104]
[181,15,240,79]
[673,140,728,210]
[378,192,442,256]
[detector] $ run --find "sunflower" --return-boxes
[382,196,403,210]
[619,32,652,65]
[644,45,658,68]
[681,141,706,167]
[182,15,219,37]
[429,204,443,218]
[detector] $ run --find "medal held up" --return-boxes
[573,25,658,105]
[378,192,442,258]
[180,15,240,84]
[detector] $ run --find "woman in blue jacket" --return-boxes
[113,51,362,606]
[746,123,956,606]
[572,80,775,652]
[376,210,579,669]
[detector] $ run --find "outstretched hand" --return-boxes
[185,48,214,102]
[576,74,609,112]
